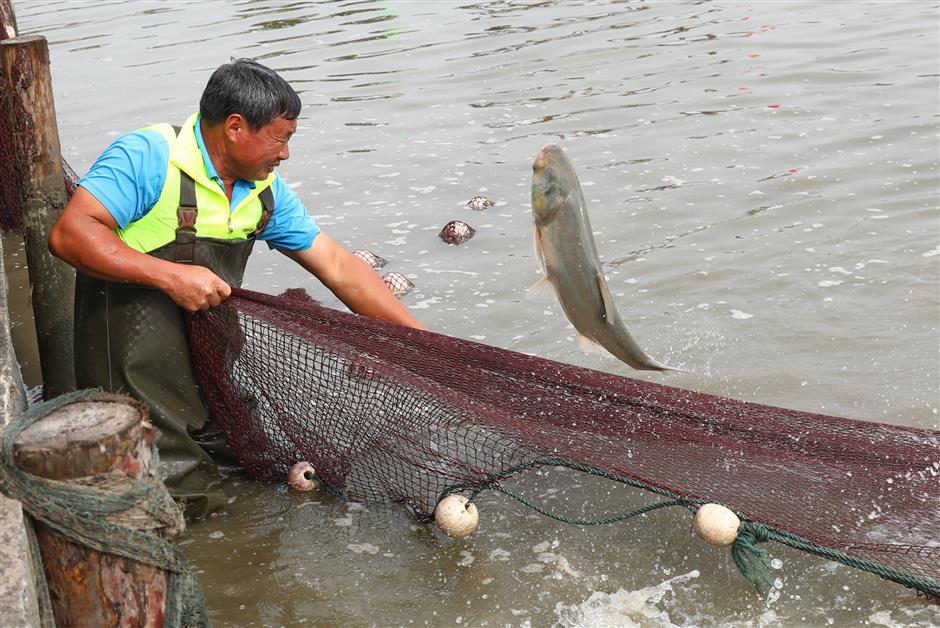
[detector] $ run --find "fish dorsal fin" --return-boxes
[595,272,616,321]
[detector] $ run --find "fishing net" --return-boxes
[0,68,23,232]
[0,93,77,233]
[0,36,76,234]
[187,287,940,598]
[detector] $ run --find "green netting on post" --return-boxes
[0,389,208,628]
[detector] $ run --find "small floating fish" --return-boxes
[439,220,476,245]
[467,196,493,211]
[352,249,387,269]
[383,272,415,297]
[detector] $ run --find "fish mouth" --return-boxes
[531,144,568,210]
[533,143,563,173]
[531,143,581,226]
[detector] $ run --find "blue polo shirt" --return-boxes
[78,116,319,251]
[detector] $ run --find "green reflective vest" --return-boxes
[116,112,276,253]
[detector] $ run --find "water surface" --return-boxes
[16,1,940,626]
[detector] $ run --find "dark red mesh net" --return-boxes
[187,287,939,597]
[0,58,77,233]
[0,78,23,232]
[0,94,79,234]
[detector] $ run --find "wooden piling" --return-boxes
[0,0,16,41]
[13,398,182,627]
[0,222,42,628]
[1,35,75,398]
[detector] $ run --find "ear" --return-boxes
[223,113,246,142]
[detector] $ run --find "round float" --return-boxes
[287,461,320,491]
[434,494,479,538]
[693,503,740,548]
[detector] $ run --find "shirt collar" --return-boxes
[193,114,256,190]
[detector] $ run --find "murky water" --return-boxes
[14,1,939,626]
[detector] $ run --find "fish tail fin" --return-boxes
[648,360,697,375]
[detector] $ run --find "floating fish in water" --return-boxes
[439,220,476,245]
[467,196,493,211]
[529,143,681,372]
[383,272,414,298]
[352,249,387,269]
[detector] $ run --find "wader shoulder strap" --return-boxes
[251,186,274,237]
[176,171,199,264]
[171,125,198,264]
[170,125,273,257]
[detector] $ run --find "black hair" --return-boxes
[199,58,301,129]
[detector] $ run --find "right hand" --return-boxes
[163,264,232,312]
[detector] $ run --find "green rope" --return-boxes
[733,522,940,598]
[481,482,685,526]
[436,456,940,599]
[0,390,209,627]
[23,513,55,628]
[731,522,775,594]
[439,456,700,526]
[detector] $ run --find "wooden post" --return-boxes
[0,0,16,41]
[12,398,183,627]
[0,35,75,398]
[0,222,42,628]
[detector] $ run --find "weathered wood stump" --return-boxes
[13,399,182,627]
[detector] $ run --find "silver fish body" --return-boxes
[530,143,678,372]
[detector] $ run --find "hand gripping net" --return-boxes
[186,287,939,598]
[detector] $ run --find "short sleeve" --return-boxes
[77,130,170,228]
[260,175,320,251]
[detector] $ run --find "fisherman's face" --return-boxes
[231,115,296,181]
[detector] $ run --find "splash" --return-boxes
[554,570,700,628]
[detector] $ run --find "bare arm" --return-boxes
[48,186,231,312]
[279,234,428,331]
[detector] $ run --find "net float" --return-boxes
[466,196,493,211]
[287,461,320,491]
[382,272,415,297]
[439,220,476,245]
[693,503,740,548]
[434,494,479,538]
[351,249,387,269]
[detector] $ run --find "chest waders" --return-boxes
[74,167,273,520]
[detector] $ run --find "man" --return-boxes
[48,58,426,519]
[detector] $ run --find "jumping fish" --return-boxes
[529,143,680,372]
